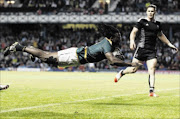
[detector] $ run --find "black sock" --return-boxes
[121,70,124,75]
[149,87,154,93]
[148,75,155,93]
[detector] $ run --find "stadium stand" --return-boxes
[0,0,179,15]
[115,0,180,14]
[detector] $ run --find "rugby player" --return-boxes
[114,4,178,97]
[4,24,141,69]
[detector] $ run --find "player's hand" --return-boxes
[168,43,178,53]
[131,62,143,67]
[130,40,136,50]
[171,46,178,53]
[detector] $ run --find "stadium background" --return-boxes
[0,1,180,119]
[0,0,179,71]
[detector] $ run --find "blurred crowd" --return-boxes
[0,0,179,15]
[0,24,179,71]
[115,0,180,14]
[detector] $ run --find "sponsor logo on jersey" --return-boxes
[146,23,149,26]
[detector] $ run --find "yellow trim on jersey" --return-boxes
[84,46,87,59]
[83,46,89,63]
[106,37,112,45]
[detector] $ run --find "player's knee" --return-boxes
[132,67,138,73]
[148,67,156,72]
[148,68,156,74]
[45,56,58,65]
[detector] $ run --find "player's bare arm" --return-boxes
[130,27,138,50]
[105,52,141,67]
[157,31,178,52]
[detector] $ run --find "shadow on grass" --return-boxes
[91,96,176,107]
[93,102,165,107]
[93,99,178,107]
[0,110,96,118]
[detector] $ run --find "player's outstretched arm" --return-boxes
[105,52,142,67]
[158,31,178,53]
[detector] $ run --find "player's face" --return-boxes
[112,33,121,47]
[146,7,156,19]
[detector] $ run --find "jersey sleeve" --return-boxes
[157,21,162,32]
[103,39,113,54]
[134,18,142,29]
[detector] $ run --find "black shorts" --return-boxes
[133,47,157,61]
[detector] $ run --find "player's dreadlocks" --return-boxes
[97,23,122,48]
[97,23,121,40]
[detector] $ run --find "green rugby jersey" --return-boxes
[76,37,115,64]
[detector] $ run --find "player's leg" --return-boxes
[114,58,142,82]
[25,46,59,65]
[4,42,59,65]
[122,58,143,74]
[146,58,158,97]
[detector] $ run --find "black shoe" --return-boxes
[0,85,9,90]
[4,42,25,56]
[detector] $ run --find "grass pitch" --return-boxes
[0,71,179,119]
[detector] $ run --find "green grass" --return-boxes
[0,71,179,119]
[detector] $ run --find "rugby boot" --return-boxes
[149,92,159,97]
[4,42,25,56]
[0,85,9,90]
[114,70,124,83]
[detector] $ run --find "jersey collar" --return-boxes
[145,17,156,22]
[106,37,112,45]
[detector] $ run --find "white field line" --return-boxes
[0,88,179,113]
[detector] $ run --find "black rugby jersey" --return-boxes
[76,37,115,64]
[135,18,162,50]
